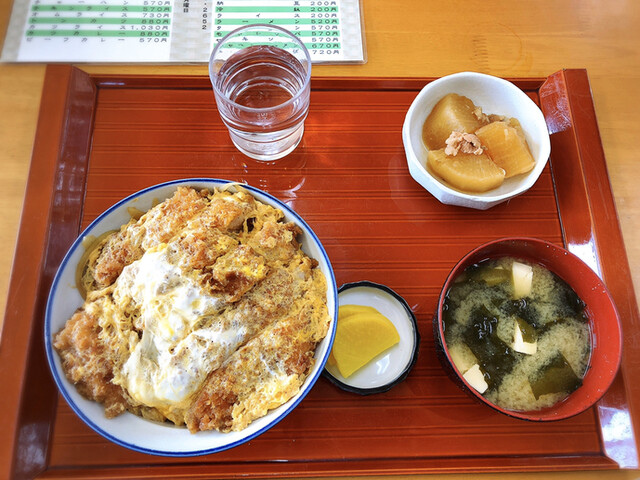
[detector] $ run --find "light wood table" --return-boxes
[1,1,639,478]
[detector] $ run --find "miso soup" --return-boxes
[443,257,591,411]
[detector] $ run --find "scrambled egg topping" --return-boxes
[54,186,330,432]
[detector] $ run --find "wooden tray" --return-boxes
[2,66,639,479]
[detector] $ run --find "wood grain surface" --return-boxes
[1,1,640,479]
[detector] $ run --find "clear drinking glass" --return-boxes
[209,24,312,161]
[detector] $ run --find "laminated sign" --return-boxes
[1,0,366,63]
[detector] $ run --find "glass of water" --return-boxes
[209,24,312,161]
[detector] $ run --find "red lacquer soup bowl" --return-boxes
[433,237,622,421]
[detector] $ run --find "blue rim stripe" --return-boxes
[44,178,337,457]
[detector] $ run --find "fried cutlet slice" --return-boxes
[184,273,329,433]
[53,309,130,418]
[83,187,209,292]
[85,188,262,293]
[247,220,303,263]
[184,314,316,433]
[187,190,257,233]
[203,244,268,302]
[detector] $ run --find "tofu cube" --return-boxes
[448,343,477,374]
[463,363,489,394]
[512,319,537,355]
[512,261,533,298]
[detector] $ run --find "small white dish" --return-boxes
[402,71,551,210]
[323,281,420,395]
[45,178,337,456]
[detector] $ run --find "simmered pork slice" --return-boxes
[444,131,485,156]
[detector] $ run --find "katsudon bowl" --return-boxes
[44,178,338,456]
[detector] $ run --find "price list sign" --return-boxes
[212,1,356,60]
[16,0,174,61]
[1,0,365,62]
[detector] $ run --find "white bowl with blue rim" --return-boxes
[45,178,337,456]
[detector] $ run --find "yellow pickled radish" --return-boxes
[327,351,337,366]
[328,305,379,367]
[338,304,380,320]
[331,305,400,378]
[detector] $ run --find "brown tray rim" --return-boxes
[1,66,639,479]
